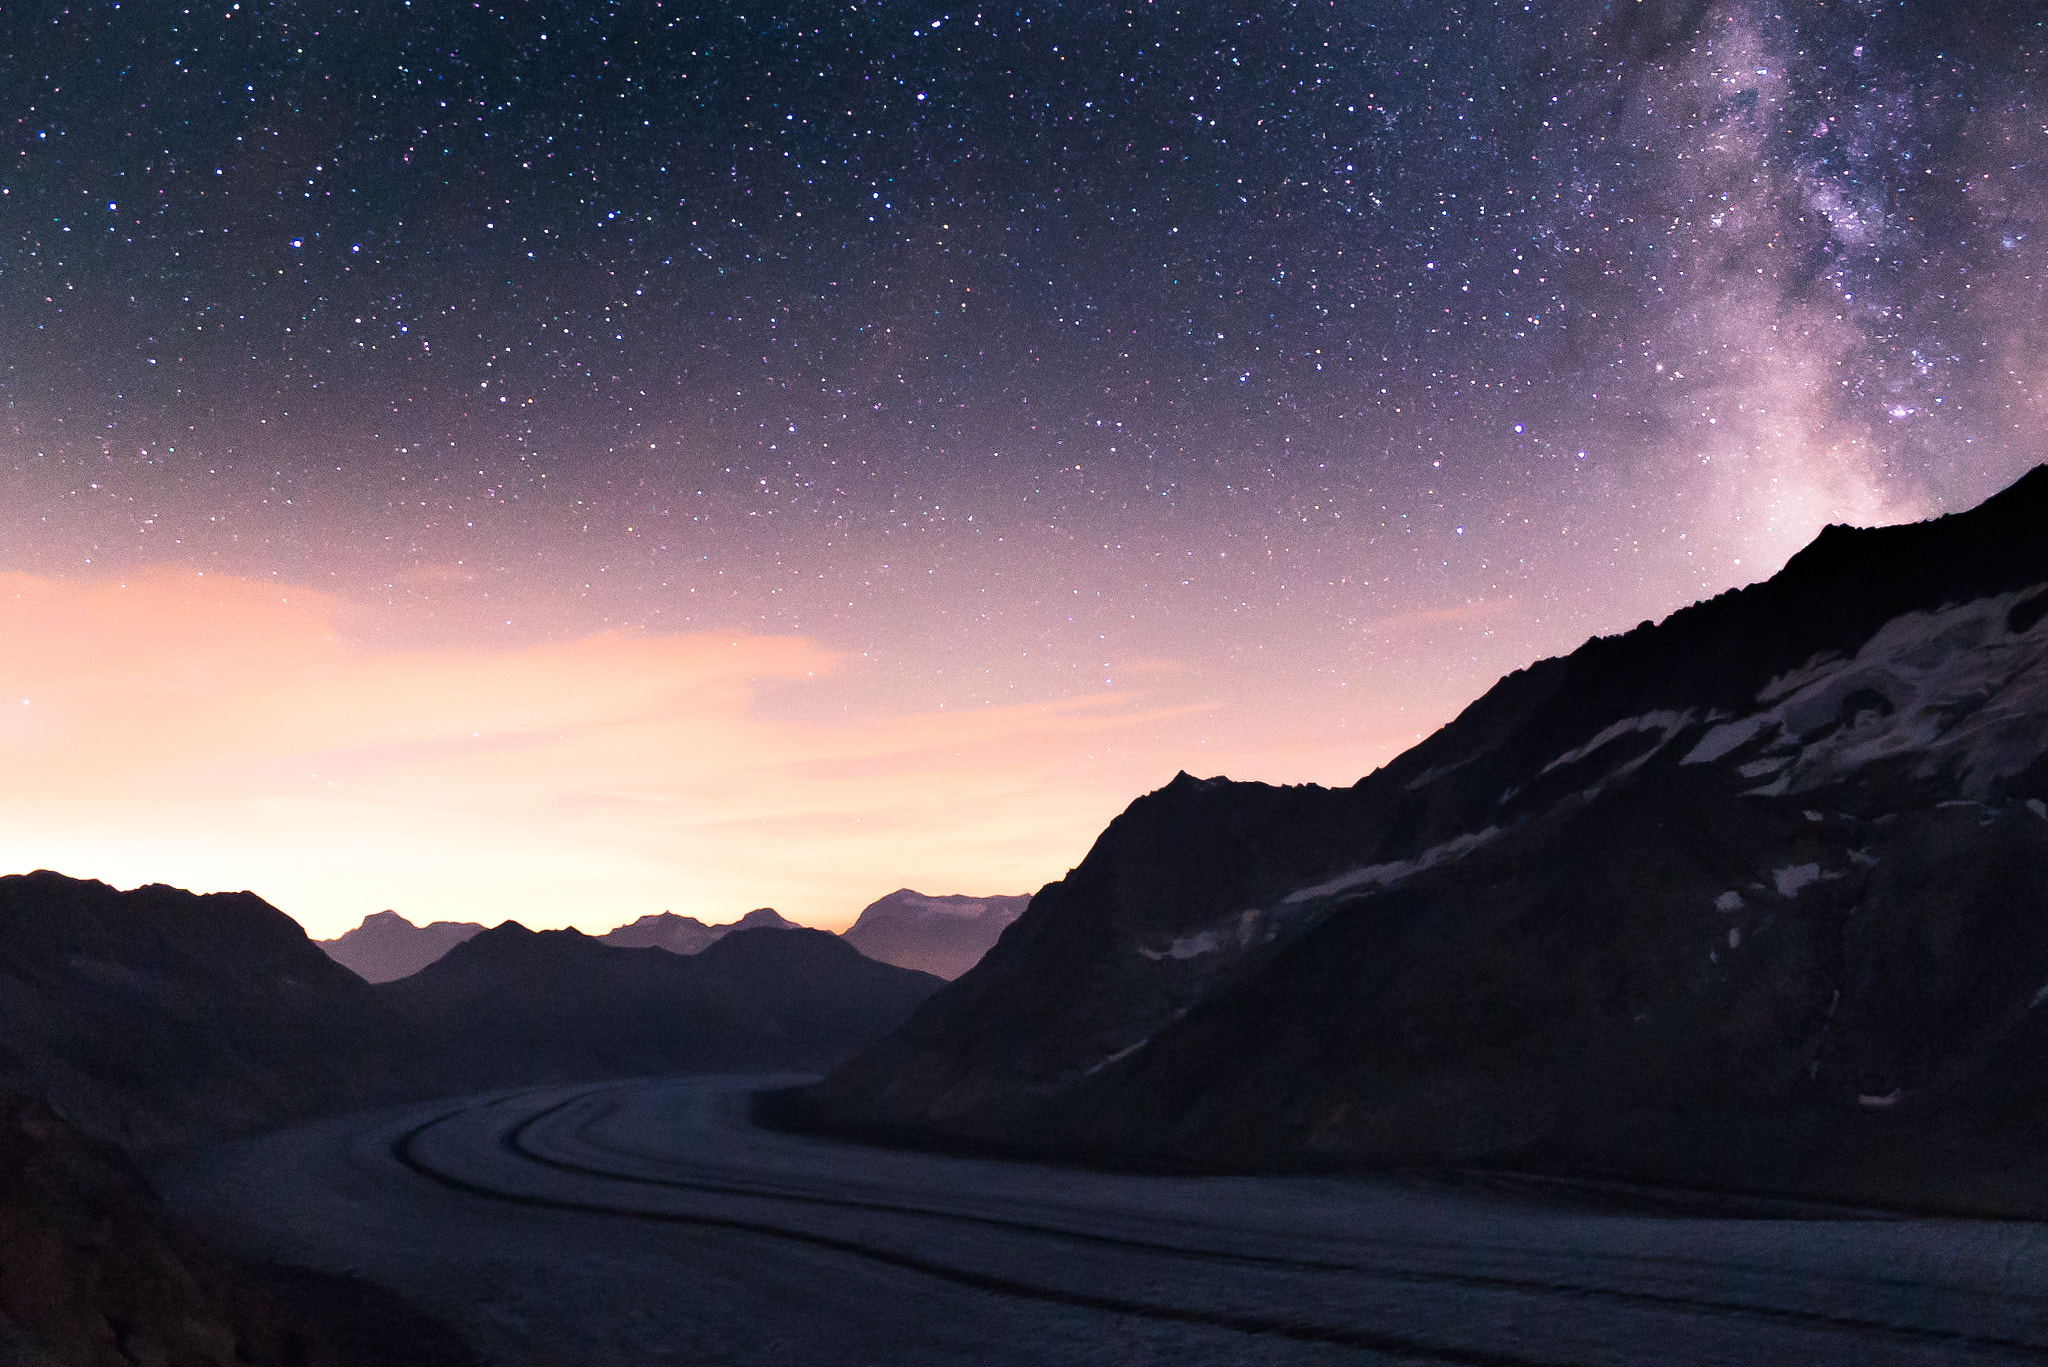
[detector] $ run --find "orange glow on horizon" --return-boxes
[0,568,1323,937]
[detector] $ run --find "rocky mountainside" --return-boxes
[0,872,415,1152]
[597,906,799,955]
[316,910,485,983]
[782,466,2048,1215]
[840,890,1031,980]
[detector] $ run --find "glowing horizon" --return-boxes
[4,4,2039,935]
[0,566,1449,937]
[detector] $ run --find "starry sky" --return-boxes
[2,0,2043,935]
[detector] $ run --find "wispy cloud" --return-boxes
[0,570,1208,935]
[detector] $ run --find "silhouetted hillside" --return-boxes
[841,890,1030,980]
[0,872,405,1151]
[783,465,2048,1215]
[379,923,941,1086]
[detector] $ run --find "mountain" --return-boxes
[0,871,409,1152]
[596,910,720,954]
[0,873,938,1152]
[316,910,485,983]
[840,889,1031,979]
[778,466,2048,1215]
[376,923,942,1085]
[316,906,801,981]
[598,905,800,955]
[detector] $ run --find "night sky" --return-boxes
[3,1,2044,933]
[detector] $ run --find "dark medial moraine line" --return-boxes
[398,1086,2048,1363]
[521,1085,2048,1359]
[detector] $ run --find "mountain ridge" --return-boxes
[0,873,942,1154]
[599,906,799,955]
[315,904,806,979]
[777,465,2048,1215]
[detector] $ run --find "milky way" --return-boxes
[2,2,2044,926]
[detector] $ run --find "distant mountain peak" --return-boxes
[316,908,486,983]
[840,888,1032,980]
[596,905,798,954]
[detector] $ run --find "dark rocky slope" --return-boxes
[0,1090,476,1367]
[784,466,2048,1213]
[0,873,414,1153]
[840,890,1030,979]
[316,911,484,984]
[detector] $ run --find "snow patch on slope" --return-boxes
[1685,714,1769,765]
[1681,590,2048,799]
[1284,826,1503,905]
[1084,1035,1153,1075]
[1138,909,1262,961]
[1773,864,1821,898]
[899,895,994,917]
[1541,710,1695,775]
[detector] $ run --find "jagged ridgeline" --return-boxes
[779,466,2048,1215]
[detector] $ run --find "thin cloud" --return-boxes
[0,570,1212,934]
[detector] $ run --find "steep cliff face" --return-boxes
[790,467,2048,1210]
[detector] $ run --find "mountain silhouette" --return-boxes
[0,874,938,1153]
[781,465,2048,1215]
[378,921,940,1086]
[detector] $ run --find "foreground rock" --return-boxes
[0,1090,476,1367]
[782,465,2048,1215]
[316,910,485,983]
[840,890,1030,980]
